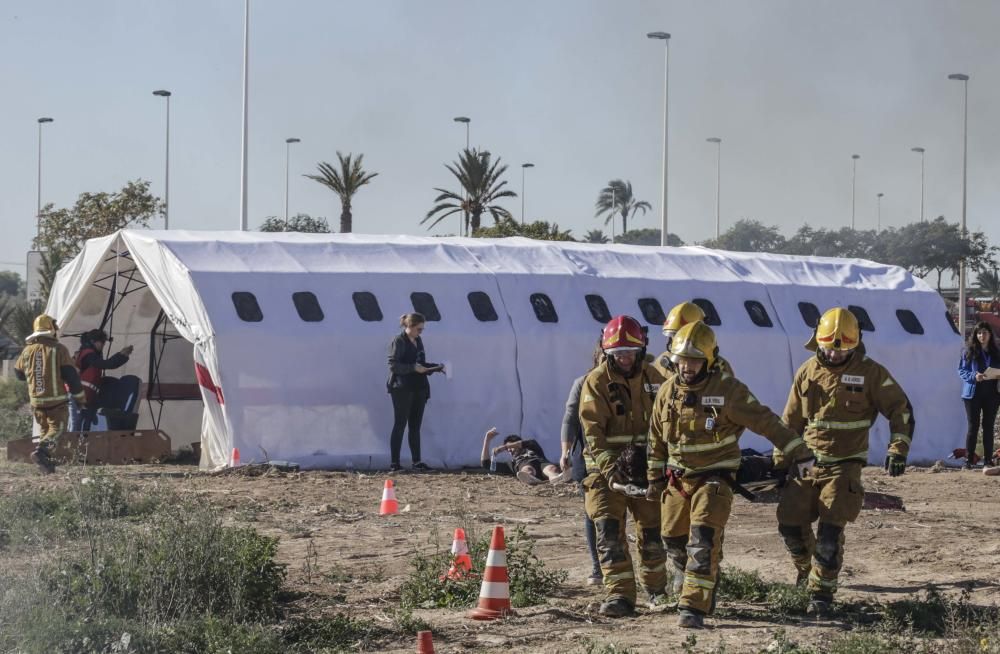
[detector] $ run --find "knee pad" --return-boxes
[640,527,665,560]
[814,522,843,570]
[595,518,627,564]
[778,523,810,556]
[686,525,716,575]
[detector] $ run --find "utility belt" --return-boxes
[664,466,757,503]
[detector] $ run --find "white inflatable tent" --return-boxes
[44,230,963,470]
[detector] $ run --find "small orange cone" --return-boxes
[416,630,435,653]
[231,447,241,467]
[379,479,399,515]
[441,527,473,580]
[467,525,514,620]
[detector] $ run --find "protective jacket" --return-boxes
[15,335,84,408]
[781,352,914,466]
[579,359,665,477]
[648,367,809,478]
[75,347,130,405]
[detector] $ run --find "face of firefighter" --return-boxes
[610,350,637,372]
[819,347,850,365]
[977,329,992,348]
[675,356,705,384]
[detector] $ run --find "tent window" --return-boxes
[410,292,441,321]
[945,311,960,335]
[352,292,383,322]
[848,305,875,332]
[231,292,263,322]
[530,293,558,323]
[798,302,821,328]
[467,291,498,322]
[692,298,721,326]
[896,309,923,335]
[585,294,612,323]
[744,300,773,328]
[292,292,324,322]
[637,298,666,326]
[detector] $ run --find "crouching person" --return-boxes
[647,321,814,628]
[14,314,86,474]
[580,315,668,617]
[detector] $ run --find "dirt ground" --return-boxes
[2,459,999,653]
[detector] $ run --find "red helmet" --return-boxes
[601,315,647,354]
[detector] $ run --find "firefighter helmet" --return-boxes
[815,307,860,352]
[602,315,647,353]
[32,314,58,334]
[669,321,717,368]
[662,301,705,337]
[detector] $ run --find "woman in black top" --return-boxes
[958,321,1000,467]
[387,313,443,472]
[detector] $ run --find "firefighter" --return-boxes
[72,329,132,431]
[647,321,814,628]
[776,307,914,617]
[579,315,668,617]
[13,314,86,474]
[654,302,734,378]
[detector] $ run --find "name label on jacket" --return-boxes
[644,383,661,394]
[841,375,865,385]
[702,396,725,406]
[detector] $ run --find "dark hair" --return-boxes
[966,321,1000,363]
[503,434,522,444]
[400,312,426,328]
[80,329,109,348]
[591,341,604,370]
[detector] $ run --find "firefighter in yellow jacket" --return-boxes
[14,314,86,474]
[579,315,668,617]
[776,307,914,617]
[654,301,734,379]
[648,321,814,628]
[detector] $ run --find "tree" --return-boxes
[304,153,378,233]
[472,217,574,241]
[424,149,516,233]
[34,180,164,261]
[701,219,786,253]
[595,180,652,235]
[978,269,1000,300]
[615,228,684,247]
[583,229,610,244]
[0,296,44,344]
[0,272,23,298]
[259,214,331,233]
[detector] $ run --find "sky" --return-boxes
[1,0,998,276]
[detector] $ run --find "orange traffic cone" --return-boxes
[416,630,435,653]
[379,479,399,515]
[231,447,241,467]
[467,525,514,620]
[441,527,473,581]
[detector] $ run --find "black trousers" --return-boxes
[965,386,1000,463]
[389,388,428,465]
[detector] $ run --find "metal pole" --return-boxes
[876,193,883,233]
[960,77,969,337]
[164,94,170,228]
[851,154,859,230]
[919,150,925,222]
[707,137,721,239]
[521,166,526,225]
[239,0,250,230]
[35,117,53,241]
[285,141,291,225]
[648,32,671,246]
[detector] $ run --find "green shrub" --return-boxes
[0,405,32,444]
[0,380,28,411]
[280,614,389,652]
[717,566,810,616]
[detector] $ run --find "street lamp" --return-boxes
[949,73,970,336]
[910,147,925,222]
[36,117,53,239]
[520,163,534,224]
[284,138,301,226]
[706,137,722,239]
[647,31,671,246]
[850,154,860,230]
[152,90,171,228]
[239,0,250,230]
[453,116,470,150]
[876,192,884,233]
[453,116,471,236]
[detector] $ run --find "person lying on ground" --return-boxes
[480,428,570,485]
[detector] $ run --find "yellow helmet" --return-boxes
[32,314,58,334]
[662,301,705,337]
[815,307,860,352]
[669,321,717,368]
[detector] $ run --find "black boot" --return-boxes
[30,445,56,475]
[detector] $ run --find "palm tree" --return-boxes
[595,180,652,234]
[979,269,1000,300]
[304,153,378,233]
[423,149,516,233]
[583,229,610,244]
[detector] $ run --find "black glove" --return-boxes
[885,454,906,477]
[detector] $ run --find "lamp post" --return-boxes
[520,163,534,224]
[610,186,617,244]
[284,137,300,226]
[453,116,471,236]
[36,117,53,240]
[850,154,860,230]
[706,137,722,239]
[152,90,171,228]
[876,192,884,233]
[910,147,925,222]
[239,0,250,230]
[647,31,671,246]
[949,73,970,337]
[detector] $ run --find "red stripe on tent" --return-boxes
[195,363,225,405]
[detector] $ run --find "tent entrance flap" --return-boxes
[146,309,200,432]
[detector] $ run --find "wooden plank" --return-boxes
[6,430,172,465]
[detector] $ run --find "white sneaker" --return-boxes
[548,469,572,484]
[516,470,546,485]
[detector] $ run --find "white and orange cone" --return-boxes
[441,527,472,581]
[379,479,399,515]
[467,525,514,620]
[230,447,241,467]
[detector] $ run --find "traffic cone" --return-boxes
[467,525,514,620]
[416,630,435,653]
[441,527,473,581]
[231,447,241,467]
[379,479,399,515]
